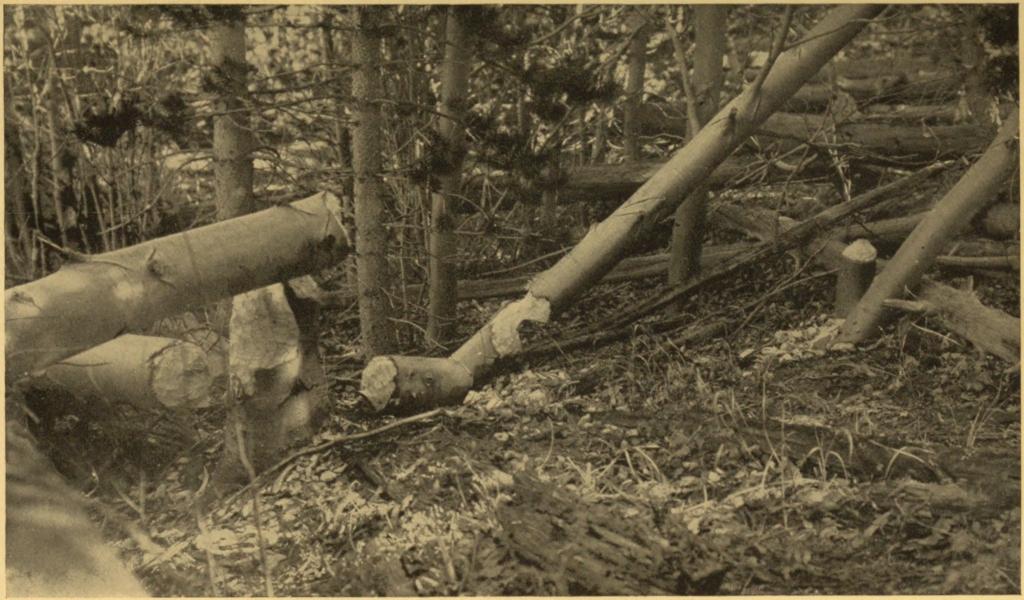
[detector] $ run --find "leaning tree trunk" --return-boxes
[352,6,395,356]
[668,5,727,296]
[427,6,471,346]
[359,4,886,411]
[835,109,1019,345]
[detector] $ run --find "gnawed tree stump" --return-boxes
[208,276,328,496]
[834,239,877,317]
[496,472,727,595]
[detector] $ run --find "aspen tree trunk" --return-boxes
[352,6,395,356]
[211,11,254,221]
[427,7,471,345]
[668,6,727,296]
[835,109,1019,345]
[623,9,649,162]
[360,5,885,411]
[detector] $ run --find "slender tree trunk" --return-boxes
[427,6,471,346]
[352,6,395,356]
[668,6,727,296]
[623,9,649,162]
[320,10,357,283]
[211,12,254,221]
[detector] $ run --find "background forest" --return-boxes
[4,4,1021,596]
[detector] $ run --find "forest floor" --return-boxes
[34,177,1017,597]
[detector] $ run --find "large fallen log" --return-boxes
[5,192,348,380]
[359,5,886,411]
[30,335,211,411]
[638,104,990,158]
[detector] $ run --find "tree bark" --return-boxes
[623,9,649,161]
[427,7,471,345]
[31,335,211,411]
[359,5,885,411]
[210,11,254,221]
[6,192,348,380]
[836,109,1018,345]
[320,9,357,284]
[352,6,395,356]
[669,6,727,296]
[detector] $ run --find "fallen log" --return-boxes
[860,103,959,123]
[638,104,990,159]
[359,5,886,412]
[883,284,1020,363]
[30,335,211,411]
[5,192,348,380]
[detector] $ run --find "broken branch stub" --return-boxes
[359,5,885,411]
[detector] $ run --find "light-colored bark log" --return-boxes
[32,335,211,410]
[6,192,348,380]
[359,5,885,410]
[836,110,1018,344]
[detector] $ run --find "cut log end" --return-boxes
[359,355,473,413]
[360,356,399,411]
